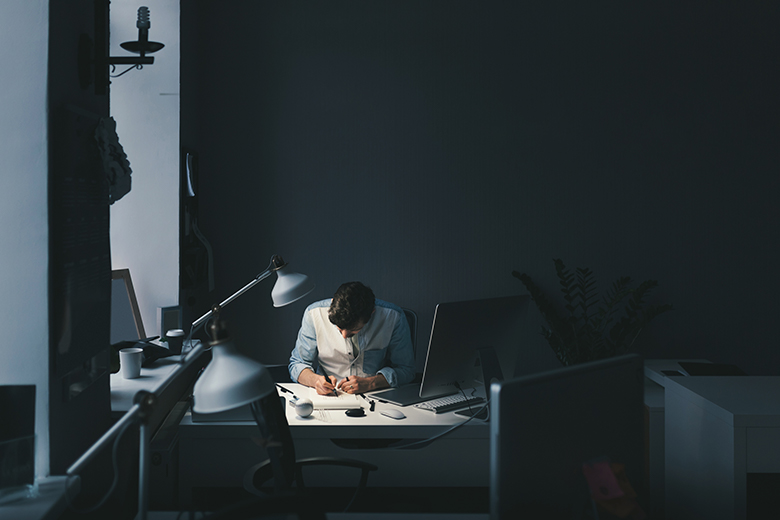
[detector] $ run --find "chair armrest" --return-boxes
[243,460,275,497]
[295,456,378,472]
[244,457,377,497]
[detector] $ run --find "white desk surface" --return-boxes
[110,356,185,413]
[662,375,780,428]
[179,383,490,440]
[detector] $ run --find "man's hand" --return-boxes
[337,374,389,394]
[298,368,339,395]
[314,375,338,396]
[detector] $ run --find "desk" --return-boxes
[663,376,780,520]
[109,347,207,511]
[110,357,183,413]
[110,342,206,412]
[177,384,490,509]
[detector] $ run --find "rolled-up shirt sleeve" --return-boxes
[289,309,318,383]
[376,310,415,387]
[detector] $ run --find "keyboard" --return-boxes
[414,393,485,414]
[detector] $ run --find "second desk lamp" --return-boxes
[190,254,315,415]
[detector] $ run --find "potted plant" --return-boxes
[513,259,672,366]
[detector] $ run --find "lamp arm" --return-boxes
[66,342,207,520]
[66,341,206,478]
[190,255,286,333]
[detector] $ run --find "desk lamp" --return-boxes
[191,255,314,414]
[66,254,314,520]
[190,254,313,413]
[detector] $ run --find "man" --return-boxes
[289,282,415,395]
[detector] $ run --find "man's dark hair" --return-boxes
[328,282,375,330]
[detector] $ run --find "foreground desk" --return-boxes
[110,348,208,511]
[663,376,780,520]
[110,357,183,413]
[177,384,490,509]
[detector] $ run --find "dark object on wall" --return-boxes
[513,259,672,366]
[180,148,215,325]
[95,117,132,204]
[78,4,165,94]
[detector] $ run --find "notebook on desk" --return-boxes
[306,387,362,410]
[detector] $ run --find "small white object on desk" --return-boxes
[293,398,313,417]
[380,408,406,420]
[119,347,143,379]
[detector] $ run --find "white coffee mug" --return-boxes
[119,347,144,379]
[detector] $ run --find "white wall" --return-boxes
[109,1,180,338]
[0,1,50,478]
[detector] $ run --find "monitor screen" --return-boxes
[489,354,645,519]
[418,295,530,399]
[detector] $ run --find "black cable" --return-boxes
[64,417,133,514]
[454,381,475,416]
[389,398,490,450]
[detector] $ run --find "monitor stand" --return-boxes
[454,346,503,420]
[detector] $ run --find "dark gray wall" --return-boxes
[181,2,780,375]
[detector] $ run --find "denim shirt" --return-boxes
[288,298,415,387]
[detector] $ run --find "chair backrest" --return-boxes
[250,393,297,495]
[402,307,418,358]
[264,364,294,383]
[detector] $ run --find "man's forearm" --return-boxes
[297,367,321,388]
[364,373,389,392]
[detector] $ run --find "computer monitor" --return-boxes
[489,354,645,519]
[418,295,530,399]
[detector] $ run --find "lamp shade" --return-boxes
[192,337,275,414]
[271,265,315,307]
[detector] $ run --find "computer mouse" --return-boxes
[345,407,366,417]
[380,409,406,420]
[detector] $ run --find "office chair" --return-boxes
[262,364,293,383]
[242,391,378,512]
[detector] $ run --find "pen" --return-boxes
[359,393,375,412]
[275,383,299,401]
[320,367,339,397]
